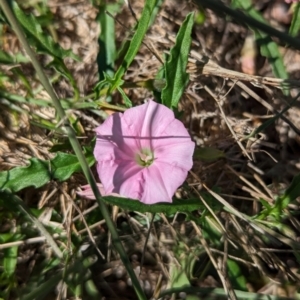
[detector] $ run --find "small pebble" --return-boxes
[113,265,126,279]
[143,279,152,295]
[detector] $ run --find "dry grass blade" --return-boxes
[189,50,300,88]
[191,221,237,300]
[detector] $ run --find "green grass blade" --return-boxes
[12,2,77,60]
[101,196,204,214]
[3,245,18,277]
[289,3,300,37]
[111,0,157,89]
[12,2,80,99]
[96,3,120,81]
[279,172,300,206]
[162,12,194,109]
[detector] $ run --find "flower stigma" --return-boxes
[136,148,154,167]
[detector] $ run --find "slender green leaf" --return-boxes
[11,2,80,98]
[169,263,190,291]
[12,2,78,60]
[115,0,160,69]
[280,172,300,205]
[257,173,300,221]
[48,58,80,100]
[0,152,95,192]
[289,3,300,37]
[162,12,194,109]
[227,259,247,291]
[109,0,157,91]
[117,86,132,107]
[0,50,29,64]
[97,3,120,81]
[3,246,18,277]
[101,196,204,214]
[194,147,225,161]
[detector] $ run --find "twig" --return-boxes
[203,84,252,160]
[189,50,300,88]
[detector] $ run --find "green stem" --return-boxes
[0,1,146,299]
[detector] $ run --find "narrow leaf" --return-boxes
[194,147,225,161]
[162,12,194,109]
[4,246,18,277]
[0,50,29,64]
[117,86,132,107]
[97,3,120,80]
[227,259,247,291]
[280,172,300,205]
[12,2,78,60]
[289,3,300,37]
[101,196,204,214]
[111,0,157,90]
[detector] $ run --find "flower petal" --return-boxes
[96,160,144,198]
[94,112,139,161]
[122,100,177,149]
[77,183,105,199]
[154,139,194,170]
[139,163,188,204]
[111,162,189,205]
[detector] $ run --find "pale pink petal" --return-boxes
[140,163,188,204]
[77,183,105,200]
[154,140,194,170]
[117,170,145,201]
[122,100,177,149]
[94,112,139,160]
[96,160,143,196]
[108,165,171,204]
[94,139,133,163]
[151,117,195,169]
[114,162,189,204]
[95,160,119,194]
[78,184,123,199]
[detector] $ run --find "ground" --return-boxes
[0,0,300,299]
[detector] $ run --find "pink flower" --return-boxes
[285,0,299,3]
[93,100,195,204]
